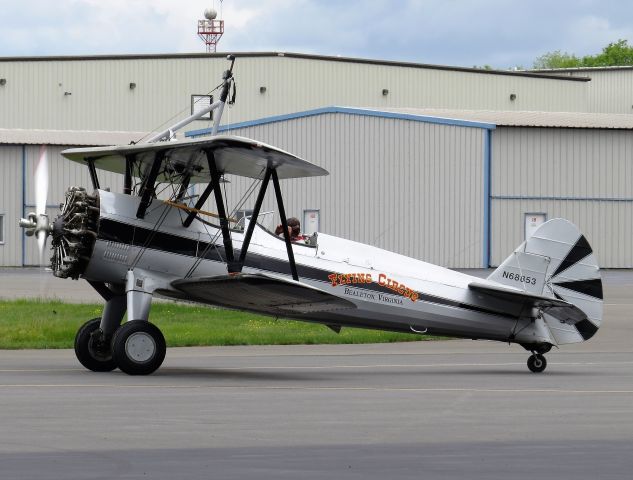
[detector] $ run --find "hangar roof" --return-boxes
[383,108,633,130]
[187,106,633,138]
[0,128,148,146]
[0,51,589,82]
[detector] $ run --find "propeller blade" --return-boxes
[35,145,48,216]
[37,229,47,265]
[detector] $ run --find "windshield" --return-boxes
[235,210,276,233]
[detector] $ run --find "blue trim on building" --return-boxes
[185,106,497,137]
[492,195,633,202]
[21,145,26,267]
[482,130,492,268]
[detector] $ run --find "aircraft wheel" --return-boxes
[74,318,117,372]
[112,320,166,376]
[527,354,547,373]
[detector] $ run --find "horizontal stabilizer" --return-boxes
[469,281,587,325]
[172,273,355,316]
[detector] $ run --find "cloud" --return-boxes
[1,0,633,68]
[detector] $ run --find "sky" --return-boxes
[1,0,633,69]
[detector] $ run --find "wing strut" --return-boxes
[86,157,100,190]
[272,169,299,281]
[183,176,215,227]
[186,153,300,280]
[175,172,193,202]
[136,151,165,219]
[124,155,134,195]
[207,150,237,271]
[238,167,272,267]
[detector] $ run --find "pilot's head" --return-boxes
[287,217,301,236]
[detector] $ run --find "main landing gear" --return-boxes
[74,318,118,372]
[74,318,166,376]
[111,320,166,375]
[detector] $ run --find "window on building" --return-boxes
[0,214,4,244]
[191,95,214,120]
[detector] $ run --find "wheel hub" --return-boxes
[88,329,112,361]
[125,332,157,363]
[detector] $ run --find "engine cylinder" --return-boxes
[50,187,100,279]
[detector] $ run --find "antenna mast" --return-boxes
[197,7,224,53]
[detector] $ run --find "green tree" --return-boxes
[582,39,633,66]
[533,50,582,69]
[533,39,633,69]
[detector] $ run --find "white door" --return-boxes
[303,210,320,235]
[524,213,546,240]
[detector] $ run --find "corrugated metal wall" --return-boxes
[0,55,588,133]
[564,69,633,114]
[491,127,633,267]
[0,146,22,266]
[208,113,485,268]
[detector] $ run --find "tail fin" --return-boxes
[488,219,602,345]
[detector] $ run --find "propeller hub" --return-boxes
[19,212,52,238]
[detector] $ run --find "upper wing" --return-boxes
[61,135,329,183]
[469,281,587,324]
[171,273,356,316]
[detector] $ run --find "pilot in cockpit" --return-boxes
[275,217,308,242]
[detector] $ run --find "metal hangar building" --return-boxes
[0,53,631,268]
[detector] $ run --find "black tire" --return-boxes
[74,318,117,372]
[527,354,547,373]
[111,320,166,375]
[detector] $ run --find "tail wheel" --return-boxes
[112,320,166,376]
[74,318,117,372]
[527,354,547,373]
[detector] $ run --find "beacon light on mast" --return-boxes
[198,7,224,53]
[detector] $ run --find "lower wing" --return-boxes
[172,273,356,316]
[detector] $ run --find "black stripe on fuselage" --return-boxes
[98,218,511,319]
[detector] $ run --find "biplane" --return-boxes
[20,56,603,375]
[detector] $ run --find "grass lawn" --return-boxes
[0,299,440,349]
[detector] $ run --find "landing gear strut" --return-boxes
[527,353,547,373]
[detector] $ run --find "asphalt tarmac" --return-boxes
[0,270,632,479]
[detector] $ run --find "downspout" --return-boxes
[482,128,492,268]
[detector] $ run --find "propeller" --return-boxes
[19,145,52,265]
[35,145,49,262]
